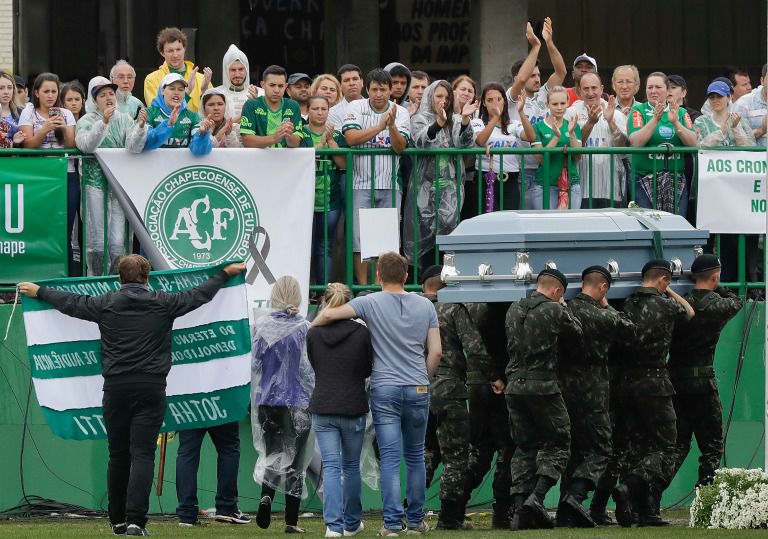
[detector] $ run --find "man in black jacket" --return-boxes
[19,255,245,537]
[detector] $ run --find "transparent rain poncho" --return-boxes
[403,80,475,267]
[251,310,315,498]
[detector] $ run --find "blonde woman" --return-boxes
[307,283,373,538]
[311,74,342,107]
[251,276,315,533]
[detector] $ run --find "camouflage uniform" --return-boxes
[620,287,688,490]
[464,302,514,526]
[560,293,636,495]
[669,286,742,485]
[505,292,582,495]
[432,300,492,515]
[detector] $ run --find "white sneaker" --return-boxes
[344,522,365,536]
[325,527,343,538]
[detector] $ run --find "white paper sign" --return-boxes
[359,207,400,260]
[697,149,768,234]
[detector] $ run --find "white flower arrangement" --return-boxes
[690,467,768,529]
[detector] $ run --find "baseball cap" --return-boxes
[420,265,442,285]
[13,75,26,88]
[538,268,568,289]
[642,259,673,276]
[160,73,188,89]
[287,73,311,85]
[573,53,597,70]
[706,80,732,97]
[582,265,612,286]
[691,254,721,273]
[668,74,687,89]
[91,81,118,98]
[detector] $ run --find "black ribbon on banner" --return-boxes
[246,226,276,285]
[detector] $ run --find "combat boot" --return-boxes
[589,486,616,525]
[491,498,511,529]
[611,483,632,528]
[638,483,670,527]
[518,492,554,530]
[436,498,472,530]
[558,494,596,528]
[508,495,526,531]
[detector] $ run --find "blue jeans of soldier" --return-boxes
[313,414,366,534]
[370,385,430,530]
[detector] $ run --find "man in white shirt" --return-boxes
[342,69,410,284]
[565,72,627,208]
[328,64,364,128]
[732,63,767,146]
[507,17,566,209]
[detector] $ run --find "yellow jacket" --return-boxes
[143,60,211,113]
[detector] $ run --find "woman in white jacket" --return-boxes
[76,76,147,275]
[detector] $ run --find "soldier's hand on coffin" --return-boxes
[18,282,40,297]
[490,379,505,394]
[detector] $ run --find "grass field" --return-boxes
[0,510,761,538]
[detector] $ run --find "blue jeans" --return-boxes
[313,414,366,534]
[529,183,582,209]
[175,422,241,523]
[312,208,340,284]
[370,385,430,529]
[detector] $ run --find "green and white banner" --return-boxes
[95,148,315,315]
[1,157,68,282]
[697,149,768,234]
[22,263,251,441]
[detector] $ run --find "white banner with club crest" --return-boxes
[95,148,315,316]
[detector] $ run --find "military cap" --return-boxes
[420,265,443,285]
[538,268,568,289]
[691,254,721,274]
[641,258,673,276]
[582,265,612,286]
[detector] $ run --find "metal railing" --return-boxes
[0,146,764,299]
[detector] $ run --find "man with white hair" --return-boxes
[214,44,262,122]
[110,60,143,117]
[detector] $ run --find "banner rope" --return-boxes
[2,287,19,343]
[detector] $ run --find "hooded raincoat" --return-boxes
[144,83,211,155]
[76,76,147,274]
[403,81,475,267]
[251,310,315,498]
[214,44,262,120]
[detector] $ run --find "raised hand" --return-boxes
[248,85,259,99]
[137,108,147,128]
[197,114,215,135]
[517,90,527,115]
[653,101,665,121]
[603,95,616,124]
[168,104,181,126]
[667,101,680,124]
[525,21,541,48]
[186,66,200,95]
[461,98,479,118]
[407,100,419,116]
[386,104,397,127]
[222,117,234,135]
[102,105,116,124]
[730,112,741,129]
[201,67,213,90]
[542,16,553,43]
[586,103,601,124]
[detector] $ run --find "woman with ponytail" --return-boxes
[307,283,373,537]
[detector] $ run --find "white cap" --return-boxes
[573,53,597,70]
[160,73,188,89]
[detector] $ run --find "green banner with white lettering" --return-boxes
[22,263,251,440]
[1,157,68,283]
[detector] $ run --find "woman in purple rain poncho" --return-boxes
[251,276,315,533]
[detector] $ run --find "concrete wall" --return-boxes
[0,0,12,70]
[471,0,528,87]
